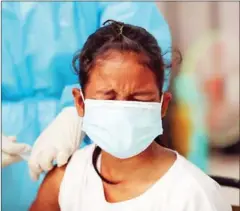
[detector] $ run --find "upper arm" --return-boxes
[29,165,66,211]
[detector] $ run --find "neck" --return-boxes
[100,142,165,183]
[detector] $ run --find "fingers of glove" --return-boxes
[7,136,17,142]
[56,147,72,167]
[3,142,31,155]
[29,168,40,181]
[28,156,43,181]
[28,163,42,181]
[2,152,22,167]
[38,148,57,172]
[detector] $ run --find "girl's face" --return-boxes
[73,52,171,117]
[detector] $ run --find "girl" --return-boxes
[30,20,231,211]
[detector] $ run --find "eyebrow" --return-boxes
[95,89,157,97]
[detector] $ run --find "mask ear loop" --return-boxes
[160,93,164,105]
[74,89,86,144]
[80,89,85,102]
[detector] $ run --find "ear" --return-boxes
[161,92,172,118]
[72,88,84,117]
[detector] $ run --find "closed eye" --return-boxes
[129,91,157,102]
[96,89,116,96]
[93,89,117,100]
[131,98,156,102]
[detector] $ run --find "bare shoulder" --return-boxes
[29,165,67,211]
[41,165,67,191]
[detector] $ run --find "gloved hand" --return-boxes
[2,134,31,168]
[28,107,85,181]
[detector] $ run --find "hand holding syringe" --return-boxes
[2,134,32,167]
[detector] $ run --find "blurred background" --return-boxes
[157,2,239,206]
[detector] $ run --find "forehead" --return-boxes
[85,52,158,94]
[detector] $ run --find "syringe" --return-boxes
[18,150,31,161]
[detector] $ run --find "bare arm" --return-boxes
[29,165,66,211]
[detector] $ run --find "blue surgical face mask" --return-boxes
[82,96,163,159]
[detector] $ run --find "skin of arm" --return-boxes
[29,165,66,211]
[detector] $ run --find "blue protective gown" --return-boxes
[2,2,171,210]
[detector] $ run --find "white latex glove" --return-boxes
[28,107,85,181]
[2,135,31,168]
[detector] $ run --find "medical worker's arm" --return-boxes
[28,107,84,181]
[29,166,66,211]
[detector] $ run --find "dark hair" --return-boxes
[73,19,171,95]
[72,20,179,184]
